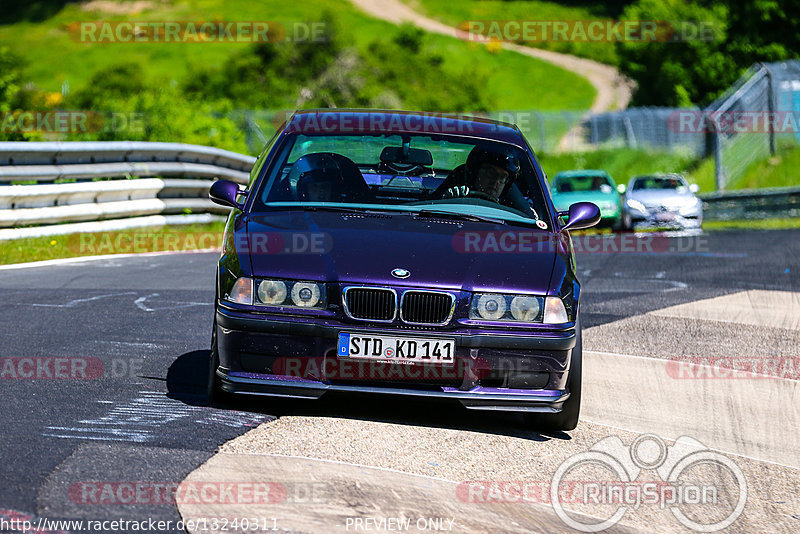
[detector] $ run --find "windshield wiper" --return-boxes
[414,209,506,225]
[297,205,398,216]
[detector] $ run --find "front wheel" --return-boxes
[524,315,582,431]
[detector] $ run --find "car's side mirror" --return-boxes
[617,183,626,194]
[689,183,700,193]
[561,202,601,231]
[209,179,243,209]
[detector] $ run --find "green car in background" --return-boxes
[550,170,625,229]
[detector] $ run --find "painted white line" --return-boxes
[650,289,800,330]
[586,350,800,383]
[582,349,800,468]
[134,293,160,312]
[31,291,137,308]
[100,341,167,349]
[0,248,218,271]
[582,418,800,472]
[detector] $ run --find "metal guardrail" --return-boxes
[0,141,796,240]
[0,141,256,240]
[0,141,255,170]
[700,186,800,220]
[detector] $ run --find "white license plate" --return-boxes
[337,333,455,366]
[655,211,676,222]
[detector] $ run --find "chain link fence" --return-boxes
[230,109,589,155]
[582,60,800,190]
[227,62,800,190]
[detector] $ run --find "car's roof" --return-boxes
[281,109,526,144]
[554,169,610,178]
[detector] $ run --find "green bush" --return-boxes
[182,17,494,112]
[618,0,800,106]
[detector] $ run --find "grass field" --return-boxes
[4,215,799,266]
[0,0,595,112]
[402,0,620,65]
[682,141,800,192]
[0,221,226,265]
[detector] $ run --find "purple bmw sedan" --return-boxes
[207,109,599,431]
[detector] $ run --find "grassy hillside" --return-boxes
[693,144,800,191]
[402,0,620,65]
[0,0,595,112]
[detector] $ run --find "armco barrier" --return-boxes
[0,141,796,240]
[0,142,256,240]
[699,186,800,221]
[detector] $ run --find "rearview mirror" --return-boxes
[689,183,700,193]
[617,183,626,194]
[561,202,601,231]
[380,146,433,166]
[209,179,243,209]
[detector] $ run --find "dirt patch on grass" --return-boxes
[80,0,156,15]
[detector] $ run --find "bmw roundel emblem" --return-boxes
[392,268,410,279]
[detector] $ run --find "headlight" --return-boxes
[291,282,321,307]
[254,279,326,309]
[510,296,540,321]
[626,199,647,213]
[470,293,545,322]
[226,277,253,305]
[543,296,569,324]
[472,294,507,320]
[258,280,287,305]
[679,197,701,213]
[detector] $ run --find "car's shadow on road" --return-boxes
[165,349,572,443]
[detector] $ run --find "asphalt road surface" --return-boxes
[0,229,797,533]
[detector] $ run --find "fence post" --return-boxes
[623,116,637,148]
[713,131,725,191]
[761,63,777,156]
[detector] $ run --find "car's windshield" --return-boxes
[554,174,612,194]
[632,176,687,190]
[252,133,549,226]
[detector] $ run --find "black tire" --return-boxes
[207,319,231,404]
[524,315,582,432]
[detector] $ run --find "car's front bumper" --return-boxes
[215,307,577,413]
[217,369,570,413]
[628,208,702,229]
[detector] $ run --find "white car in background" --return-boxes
[623,174,703,230]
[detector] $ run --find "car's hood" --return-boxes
[239,211,558,293]
[627,189,696,208]
[551,190,618,210]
